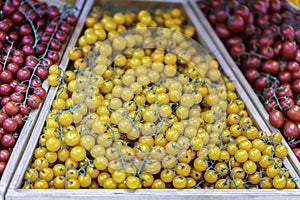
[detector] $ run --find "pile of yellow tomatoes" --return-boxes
[22,5,296,190]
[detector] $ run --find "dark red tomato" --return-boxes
[277,99,293,113]
[264,99,278,112]
[10,92,24,103]
[0,70,13,83]
[230,43,246,59]
[0,162,6,175]
[12,113,24,127]
[284,120,300,139]
[12,56,24,67]
[293,148,300,161]
[0,31,6,43]
[242,56,261,70]
[22,44,35,56]
[258,35,274,47]
[40,33,51,43]
[244,23,256,37]
[276,83,294,98]
[0,20,9,32]
[285,61,299,72]
[59,22,72,34]
[244,68,260,83]
[27,94,41,109]
[261,60,280,75]
[215,23,231,38]
[0,84,13,96]
[292,70,300,80]
[252,1,267,14]
[8,80,18,92]
[256,14,269,29]
[19,104,30,116]
[255,76,270,91]
[17,68,31,82]
[32,87,47,99]
[287,105,300,122]
[278,71,292,83]
[259,46,274,60]
[208,13,217,25]
[0,113,7,127]
[21,35,35,46]
[292,79,300,93]
[36,18,46,30]
[12,11,25,24]
[8,31,19,43]
[269,0,281,12]
[247,38,259,49]
[233,5,250,20]
[35,43,46,55]
[280,26,295,40]
[2,118,17,132]
[65,14,77,26]
[269,13,282,25]
[30,78,42,88]
[215,8,227,23]
[35,66,49,80]
[55,31,67,43]
[1,97,11,107]
[25,55,38,68]
[225,36,243,48]
[48,6,61,19]
[1,133,16,148]
[6,63,19,75]
[4,101,19,116]
[15,83,28,95]
[0,149,10,163]
[19,24,33,37]
[269,110,284,128]
[264,88,275,100]
[41,58,53,68]
[47,51,60,63]
[227,14,245,33]
[49,40,62,51]
[45,25,55,33]
[281,40,297,60]
[263,25,278,36]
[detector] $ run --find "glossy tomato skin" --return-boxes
[281,40,297,60]
[1,134,16,148]
[227,14,245,33]
[269,110,284,128]
[0,149,10,163]
[283,120,300,139]
[215,23,231,38]
[261,60,280,75]
[287,105,300,122]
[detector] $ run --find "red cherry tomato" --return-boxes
[269,110,284,128]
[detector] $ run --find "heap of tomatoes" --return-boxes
[199,0,300,160]
[0,0,77,177]
[20,6,296,190]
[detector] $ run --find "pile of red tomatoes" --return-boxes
[199,0,300,161]
[0,0,77,176]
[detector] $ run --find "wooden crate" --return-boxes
[6,1,300,200]
[0,0,85,200]
[188,0,300,176]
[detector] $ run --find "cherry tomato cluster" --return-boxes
[199,0,300,161]
[0,0,77,177]
[20,6,296,190]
